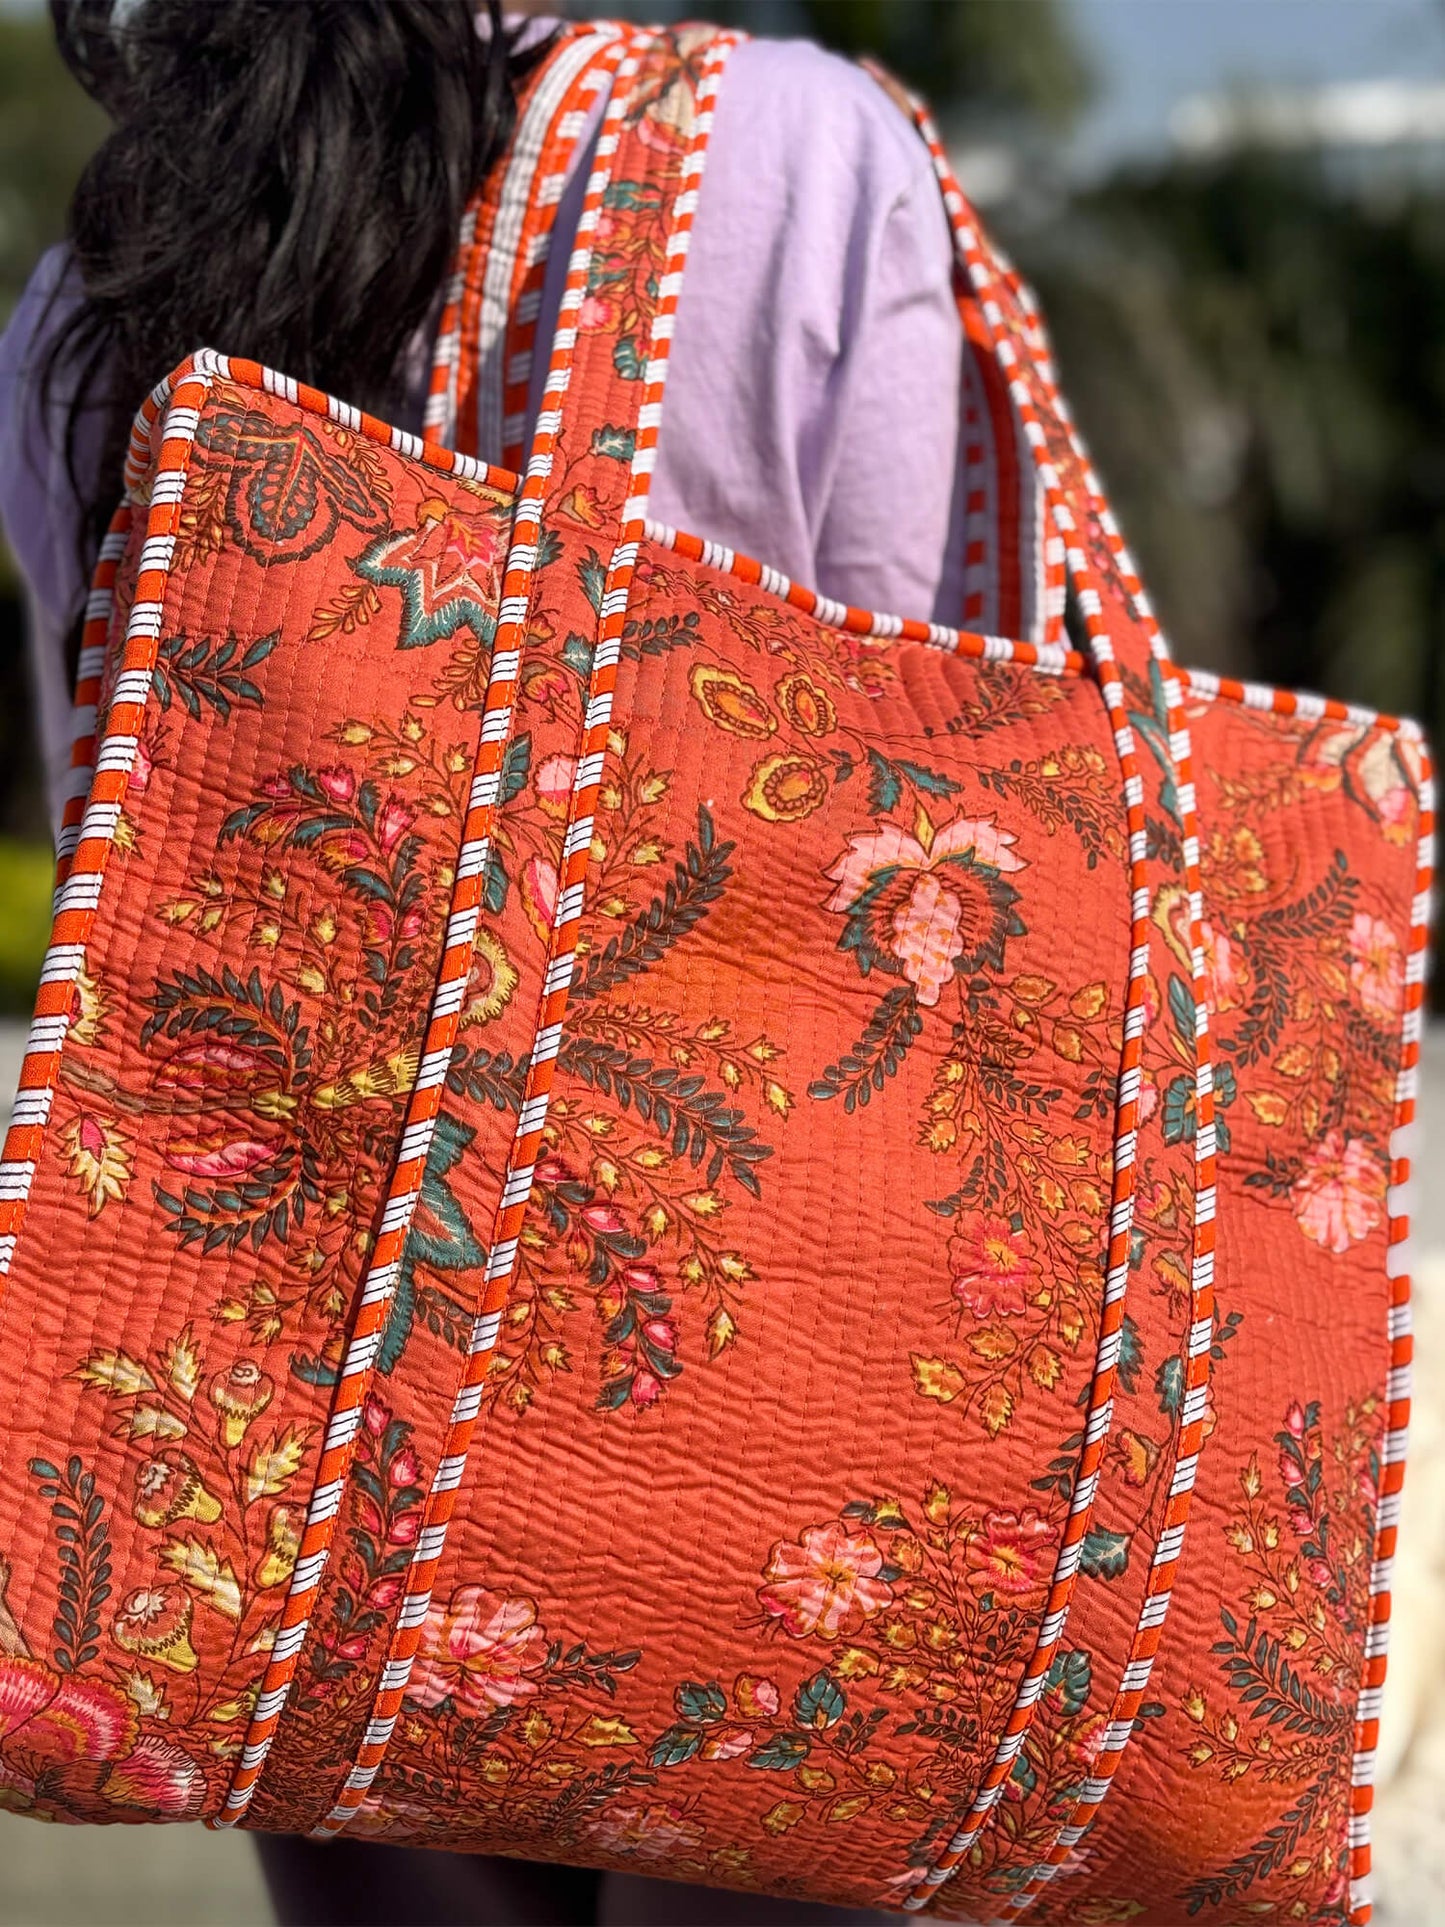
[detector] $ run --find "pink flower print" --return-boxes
[1347,912,1404,1025]
[587,1800,704,1863]
[374,795,415,856]
[522,855,559,945]
[1291,1132,1385,1254]
[534,752,577,814]
[962,1507,1058,1607]
[757,1521,892,1640]
[950,1213,1036,1318]
[578,293,617,333]
[408,1587,550,1715]
[825,815,1025,1007]
[316,767,356,806]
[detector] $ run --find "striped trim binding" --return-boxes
[95,354,522,1827]
[893,214,1171,1927]
[498,37,625,472]
[1347,744,1434,1925]
[422,26,625,453]
[464,27,627,462]
[311,32,739,1839]
[969,380,1223,1927]
[55,509,131,883]
[1181,665,1423,737]
[641,519,1083,675]
[421,198,479,448]
[122,351,518,501]
[933,169,1228,1919]
[890,98,1218,1917]
[0,369,218,1281]
[959,346,996,633]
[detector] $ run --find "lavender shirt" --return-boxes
[0,29,966,826]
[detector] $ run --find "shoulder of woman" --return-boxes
[714,33,940,210]
[0,243,89,627]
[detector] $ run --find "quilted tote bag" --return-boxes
[0,23,1433,1925]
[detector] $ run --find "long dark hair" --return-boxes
[44,0,546,609]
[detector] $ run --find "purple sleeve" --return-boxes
[0,244,94,830]
[647,36,966,625]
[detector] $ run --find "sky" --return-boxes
[1071,0,1445,168]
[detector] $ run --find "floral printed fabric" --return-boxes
[0,23,1429,1927]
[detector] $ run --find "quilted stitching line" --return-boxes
[301,32,740,1839]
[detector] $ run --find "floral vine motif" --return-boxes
[1180,1397,1377,1918]
[1207,712,1422,850]
[637,1489,1117,1891]
[1160,810,1405,1259]
[299,1392,425,1710]
[2,1322,321,1816]
[57,696,490,1367]
[352,1583,644,1852]
[671,602,1126,1444]
[444,797,787,1416]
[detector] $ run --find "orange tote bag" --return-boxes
[0,24,1432,1926]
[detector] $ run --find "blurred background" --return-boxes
[0,0,1443,1922]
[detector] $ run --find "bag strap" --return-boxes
[424,23,632,460]
[861,70,1222,1923]
[960,271,1058,645]
[296,26,743,1841]
[863,62,1172,694]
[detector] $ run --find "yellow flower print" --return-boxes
[461,930,519,1028]
[690,663,776,738]
[743,754,829,824]
[774,672,837,739]
[62,1112,134,1216]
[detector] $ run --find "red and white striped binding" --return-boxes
[893,99,1220,1918]
[307,32,740,1837]
[423,27,625,452]
[641,518,1082,675]
[94,353,527,1829]
[0,368,220,1281]
[427,25,628,461]
[1351,740,1432,1924]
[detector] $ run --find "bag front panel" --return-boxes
[0,375,515,1824]
[1009,700,1427,1926]
[325,534,1198,1908]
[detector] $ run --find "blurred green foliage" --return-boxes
[0,2,1441,1012]
[1024,159,1445,735]
[0,13,106,321]
[0,836,53,1013]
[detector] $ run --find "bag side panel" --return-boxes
[1015,700,1426,1925]
[0,375,512,1823]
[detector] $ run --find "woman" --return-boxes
[0,2,974,1921]
[1,0,969,837]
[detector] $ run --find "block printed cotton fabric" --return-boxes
[0,24,1433,1927]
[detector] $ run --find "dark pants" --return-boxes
[258,1838,899,1927]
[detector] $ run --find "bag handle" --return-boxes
[424,23,631,458]
[865,62,1174,696]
